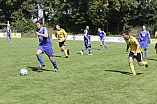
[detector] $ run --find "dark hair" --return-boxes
[56,24,61,27]
[122,30,129,35]
[36,20,43,25]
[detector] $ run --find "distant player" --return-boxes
[98,28,108,50]
[80,26,92,55]
[122,30,148,77]
[6,26,12,42]
[139,25,150,58]
[35,20,58,72]
[55,24,69,58]
[155,31,157,56]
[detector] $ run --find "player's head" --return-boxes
[142,25,146,31]
[98,28,101,32]
[122,30,129,39]
[56,24,61,30]
[86,26,89,30]
[7,26,10,29]
[36,20,43,30]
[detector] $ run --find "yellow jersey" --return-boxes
[155,31,157,38]
[55,29,67,42]
[124,36,142,53]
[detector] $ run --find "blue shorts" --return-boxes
[84,40,91,47]
[100,39,105,43]
[140,42,148,49]
[37,45,55,56]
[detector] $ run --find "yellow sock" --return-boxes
[64,50,68,56]
[142,61,147,65]
[129,63,136,75]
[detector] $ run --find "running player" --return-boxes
[155,31,157,56]
[139,25,150,58]
[35,20,58,72]
[55,24,69,58]
[80,26,92,55]
[6,26,12,42]
[98,28,108,50]
[122,30,148,77]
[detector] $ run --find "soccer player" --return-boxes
[155,31,157,56]
[35,20,58,72]
[6,26,12,42]
[55,24,69,58]
[139,25,150,58]
[80,26,92,55]
[98,28,108,50]
[122,30,148,77]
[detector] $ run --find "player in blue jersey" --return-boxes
[139,25,150,58]
[98,28,108,50]
[35,20,58,72]
[6,26,12,42]
[80,26,92,55]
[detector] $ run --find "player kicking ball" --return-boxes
[80,26,92,55]
[35,20,58,72]
[122,30,148,77]
[98,28,108,50]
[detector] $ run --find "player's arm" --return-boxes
[35,27,48,38]
[139,32,143,40]
[62,29,68,41]
[103,31,106,40]
[126,45,129,54]
[84,30,89,41]
[148,32,151,41]
[134,39,140,56]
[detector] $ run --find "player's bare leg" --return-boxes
[138,61,148,68]
[60,46,68,58]
[36,49,45,70]
[129,57,136,76]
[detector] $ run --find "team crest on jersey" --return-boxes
[142,34,145,36]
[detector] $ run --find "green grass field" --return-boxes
[0,38,157,104]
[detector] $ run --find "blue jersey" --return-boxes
[98,31,105,39]
[139,30,150,42]
[6,29,11,35]
[35,27,52,46]
[84,29,89,42]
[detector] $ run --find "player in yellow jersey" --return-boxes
[55,24,69,58]
[122,30,148,77]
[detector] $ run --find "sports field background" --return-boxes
[0,38,157,104]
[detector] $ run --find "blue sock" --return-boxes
[52,60,58,69]
[145,51,147,58]
[82,48,86,52]
[100,45,102,50]
[88,48,91,54]
[6,36,8,42]
[105,45,108,50]
[37,55,45,66]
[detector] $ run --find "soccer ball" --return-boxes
[20,69,28,76]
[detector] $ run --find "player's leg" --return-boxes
[144,49,147,58]
[45,46,58,72]
[80,42,87,55]
[9,34,12,42]
[100,41,103,50]
[155,43,157,56]
[136,52,148,68]
[103,41,108,50]
[144,43,148,58]
[129,52,136,76]
[88,43,92,55]
[59,41,69,58]
[6,34,8,42]
[36,48,45,70]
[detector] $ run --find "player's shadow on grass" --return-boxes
[105,70,143,76]
[147,58,157,61]
[54,55,61,58]
[27,66,52,72]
